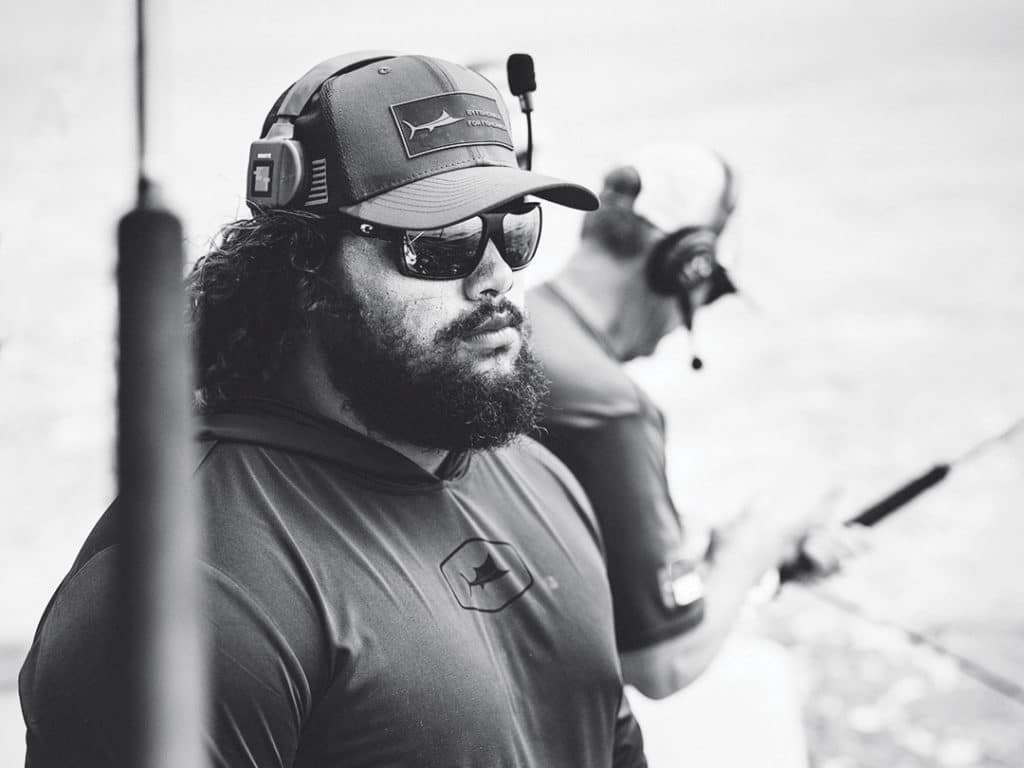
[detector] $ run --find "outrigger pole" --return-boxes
[116,0,206,765]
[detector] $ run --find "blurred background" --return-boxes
[2,0,1022,765]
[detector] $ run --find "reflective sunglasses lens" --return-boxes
[499,204,542,270]
[403,218,485,278]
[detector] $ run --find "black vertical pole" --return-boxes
[116,0,206,765]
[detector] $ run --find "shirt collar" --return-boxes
[198,397,472,486]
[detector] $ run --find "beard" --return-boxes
[311,281,548,452]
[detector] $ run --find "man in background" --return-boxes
[530,142,861,700]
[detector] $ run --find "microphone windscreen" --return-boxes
[507,53,536,96]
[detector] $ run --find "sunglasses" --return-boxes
[343,201,543,280]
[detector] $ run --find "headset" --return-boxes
[246,50,398,211]
[645,158,737,312]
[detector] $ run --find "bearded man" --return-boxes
[19,52,646,768]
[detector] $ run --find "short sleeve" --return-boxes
[20,548,315,768]
[21,548,132,767]
[203,564,312,768]
[540,410,703,652]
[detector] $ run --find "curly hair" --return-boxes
[185,208,342,413]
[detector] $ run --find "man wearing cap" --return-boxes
[19,52,646,767]
[529,143,859,699]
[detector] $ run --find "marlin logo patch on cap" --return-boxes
[440,538,533,612]
[391,92,514,159]
[402,109,464,140]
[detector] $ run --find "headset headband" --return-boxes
[265,50,399,134]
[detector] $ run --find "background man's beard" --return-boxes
[314,288,548,452]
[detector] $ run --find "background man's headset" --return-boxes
[245,50,398,212]
[643,157,738,369]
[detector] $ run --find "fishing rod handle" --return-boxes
[851,464,950,527]
[779,463,950,583]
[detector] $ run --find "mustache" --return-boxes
[435,299,525,343]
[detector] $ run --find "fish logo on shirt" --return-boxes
[460,554,509,589]
[441,539,533,612]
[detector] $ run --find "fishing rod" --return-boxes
[781,415,1024,581]
[778,416,1024,707]
[116,0,205,766]
[849,415,1024,527]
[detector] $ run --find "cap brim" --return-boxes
[337,166,599,229]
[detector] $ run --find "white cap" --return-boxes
[619,143,734,234]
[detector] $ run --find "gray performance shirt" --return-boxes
[20,400,646,768]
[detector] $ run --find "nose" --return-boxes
[463,240,514,301]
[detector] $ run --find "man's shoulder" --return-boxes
[528,285,644,424]
[481,437,601,536]
[482,435,581,490]
[196,403,442,489]
[501,434,583,484]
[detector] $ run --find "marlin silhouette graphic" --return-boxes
[402,110,465,140]
[460,553,509,590]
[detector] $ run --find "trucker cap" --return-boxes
[257,53,598,229]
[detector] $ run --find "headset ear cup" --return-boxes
[246,135,306,211]
[646,227,718,296]
[645,231,684,296]
[646,246,668,295]
[246,51,399,213]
